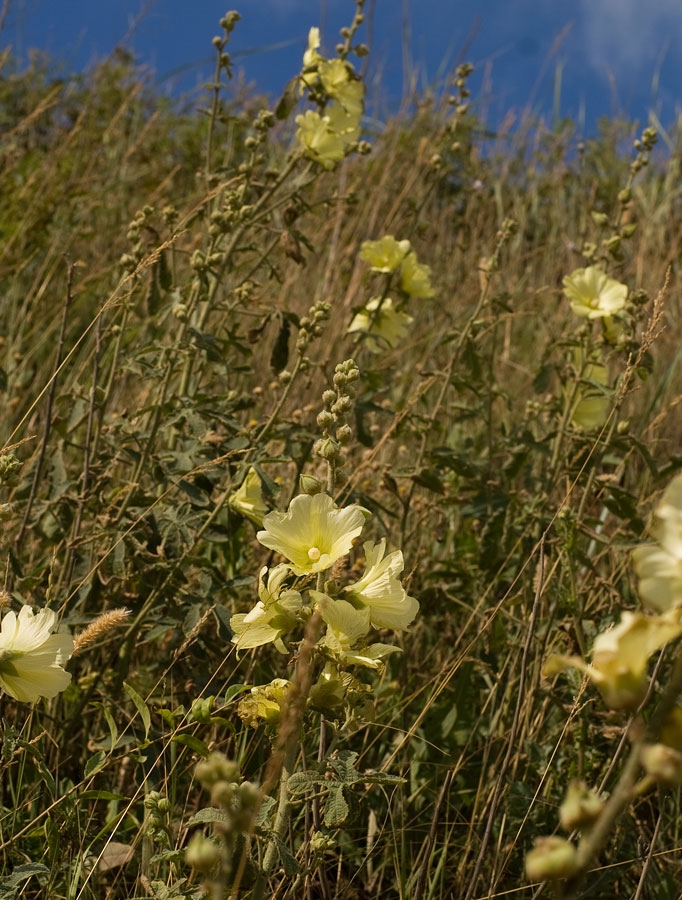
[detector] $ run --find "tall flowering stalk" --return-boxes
[534,473,682,889]
[225,359,419,899]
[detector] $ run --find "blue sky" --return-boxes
[3,0,681,134]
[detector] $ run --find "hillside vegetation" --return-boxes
[2,4,682,898]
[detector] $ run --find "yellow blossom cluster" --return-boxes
[348,235,434,354]
[546,474,682,709]
[295,28,365,170]
[230,492,419,674]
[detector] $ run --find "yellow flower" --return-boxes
[562,266,627,319]
[295,104,360,170]
[228,467,268,526]
[230,565,302,651]
[360,236,411,273]
[315,593,400,669]
[295,110,345,169]
[400,251,435,298]
[237,678,289,729]
[318,58,364,118]
[257,493,368,576]
[633,474,682,612]
[0,606,73,702]
[347,297,414,353]
[544,610,682,709]
[303,27,321,69]
[570,349,610,430]
[344,539,419,630]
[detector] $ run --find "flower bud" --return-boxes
[641,743,682,787]
[336,424,352,444]
[186,832,222,872]
[559,780,603,831]
[314,438,338,461]
[317,410,335,428]
[590,211,609,227]
[195,752,241,788]
[525,837,577,883]
[191,250,206,272]
[299,474,323,495]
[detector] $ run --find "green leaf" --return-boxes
[223,683,250,704]
[411,468,445,494]
[124,682,152,740]
[186,807,232,828]
[84,750,107,778]
[171,733,210,757]
[79,790,126,801]
[158,249,173,291]
[362,772,406,786]
[270,316,291,374]
[256,795,277,826]
[275,836,300,875]
[328,750,360,784]
[287,771,326,794]
[323,785,349,827]
[94,701,119,752]
[0,863,49,897]
[275,76,299,120]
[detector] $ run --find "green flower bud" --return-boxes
[195,752,241,788]
[590,211,609,227]
[559,780,603,831]
[299,474,323,495]
[641,743,682,787]
[525,837,577,883]
[186,832,222,872]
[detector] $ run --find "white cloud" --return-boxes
[578,0,680,73]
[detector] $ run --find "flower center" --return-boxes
[308,546,322,562]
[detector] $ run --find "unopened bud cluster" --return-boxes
[208,187,252,237]
[313,359,360,485]
[525,778,604,886]
[194,752,260,834]
[295,300,331,355]
[211,11,241,78]
[486,217,518,274]
[559,780,603,831]
[120,206,154,272]
[337,0,367,60]
[447,62,474,118]
[186,751,260,879]
[145,790,173,849]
